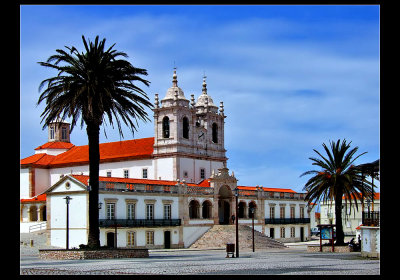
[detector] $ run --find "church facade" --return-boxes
[20,70,312,249]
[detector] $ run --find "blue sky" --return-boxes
[20,5,380,193]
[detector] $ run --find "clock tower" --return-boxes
[152,69,227,183]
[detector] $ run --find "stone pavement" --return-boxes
[20,233,378,275]
[20,247,379,275]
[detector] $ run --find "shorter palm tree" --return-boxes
[300,139,375,245]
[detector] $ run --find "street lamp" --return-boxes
[366,199,371,219]
[234,187,239,258]
[250,207,255,252]
[63,196,72,249]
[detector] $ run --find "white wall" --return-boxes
[20,168,30,199]
[49,159,155,187]
[155,158,174,181]
[48,191,88,248]
[179,157,223,184]
[99,194,179,220]
[35,168,50,195]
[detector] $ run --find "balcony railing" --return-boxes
[362,211,379,226]
[99,219,181,228]
[265,218,310,224]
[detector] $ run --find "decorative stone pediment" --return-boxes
[209,165,238,195]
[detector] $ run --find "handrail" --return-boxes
[99,219,181,228]
[29,221,47,233]
[265,218,310,224]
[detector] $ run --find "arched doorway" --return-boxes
[218,185,232,225]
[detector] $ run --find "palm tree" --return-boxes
[300,139,375,245]
[37,35,153,248]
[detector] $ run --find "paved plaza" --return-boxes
[20,246,379,275]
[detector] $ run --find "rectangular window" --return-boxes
[127,231,135,247]
[61,127,67,140]
[280,227,285,238]
[200,168,205,179]
[280,206,285,219]
[50,127,55,139]
[270,207,275,219]
[300,207,305,219]
[142,168,148,179]
[146,231,154,245]
[290,207,295,219]
[124,169,129,178]
[106,171,112,177]
[290,227,295,238]
[164,204,171,220]
[146,204,154,220]
[106,203,115,220]
[127,203,135,220]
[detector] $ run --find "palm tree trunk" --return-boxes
[87,122,100,249]
[334,190,345,245]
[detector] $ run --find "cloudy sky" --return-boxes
[20,5,380,193]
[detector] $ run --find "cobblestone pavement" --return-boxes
[20,248,379,275]
[20,233,379,275]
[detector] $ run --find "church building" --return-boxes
[20,70,312,249]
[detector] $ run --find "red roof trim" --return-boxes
[70,174,200,187]
[22,137,155,168]
[20,194,46,203]
[35,142,75,150]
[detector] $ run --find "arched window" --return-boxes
[189,200,200,219]
[249,201,257,219]
[163,116,170,138]
[183,117,189,139]
[40,205,46,221]
[29,205,38,222]
[212,123,218,143]
[202,200,212,219]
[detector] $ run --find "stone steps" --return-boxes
[189,225,287,250]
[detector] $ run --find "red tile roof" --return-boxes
[342,192,380,200]
[35,142,75,150]
[20,194,46,203]
[21,137,155,168]
[239,185,297,193]
[20,153,56,167]
[50,137,154,167]
[70,174,199,187]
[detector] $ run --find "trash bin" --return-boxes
[226,243,235,258]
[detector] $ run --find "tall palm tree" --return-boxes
[37,35,153,248]
[300,139,374,245]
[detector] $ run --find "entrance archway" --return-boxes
[218,185,233,225]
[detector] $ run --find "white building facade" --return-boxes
[20,70,311,248]
[319,193,380,236]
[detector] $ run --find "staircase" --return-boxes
[189,225,287,250]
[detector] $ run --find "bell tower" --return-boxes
[152,69,227,183]
[48,119,71,143]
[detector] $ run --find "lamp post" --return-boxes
[234,187,239,258]
[250,207,255,252]
[63,196,72,249]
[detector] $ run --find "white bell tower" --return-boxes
[152,69,227,183]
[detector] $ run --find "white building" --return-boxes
[319,193,380,236]
[20,70,312,248]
